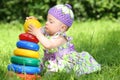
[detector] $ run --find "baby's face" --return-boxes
[45,14,63,36]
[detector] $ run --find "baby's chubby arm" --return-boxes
[28,25,67,49]
[25,16,67,49]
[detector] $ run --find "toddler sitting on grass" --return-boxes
[27,4,101,76]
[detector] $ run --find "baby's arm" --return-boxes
[28,25,67,49]
[37,33,66,49]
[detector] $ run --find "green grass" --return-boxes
[0,19,120,80]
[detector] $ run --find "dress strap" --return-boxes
[53,32,73,42]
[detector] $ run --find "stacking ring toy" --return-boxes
[11,56,40,67]
[8,64,41,74]
[24,18,41,32]
[14,48,40,59]
[17,40,39,51]
[17,73,41,80]
[19,33,39,43]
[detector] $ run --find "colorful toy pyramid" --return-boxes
[7,18,42,80]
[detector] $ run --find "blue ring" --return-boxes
[8,64,41,74]
[16,40,39,51]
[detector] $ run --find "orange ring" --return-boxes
[17,73,41,80]
[14,48,40,59]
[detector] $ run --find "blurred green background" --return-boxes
[1,0,120,22]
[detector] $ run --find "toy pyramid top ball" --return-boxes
[24,18,42,32]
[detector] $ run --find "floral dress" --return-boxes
[41,30,101,76]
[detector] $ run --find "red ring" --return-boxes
[19,33,39,43]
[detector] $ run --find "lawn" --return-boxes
[0,19,120,80]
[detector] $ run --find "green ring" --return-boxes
[11,56,40,67]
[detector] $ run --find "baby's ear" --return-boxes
[61,24,68,32]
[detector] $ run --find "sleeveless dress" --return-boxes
[41,29,101,76]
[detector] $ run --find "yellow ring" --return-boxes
[14,48,40,59]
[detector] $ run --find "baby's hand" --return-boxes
[28,24,40,37]
[25,16,37,21]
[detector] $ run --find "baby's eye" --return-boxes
[47,18,54,24]
[49,21,53,23]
